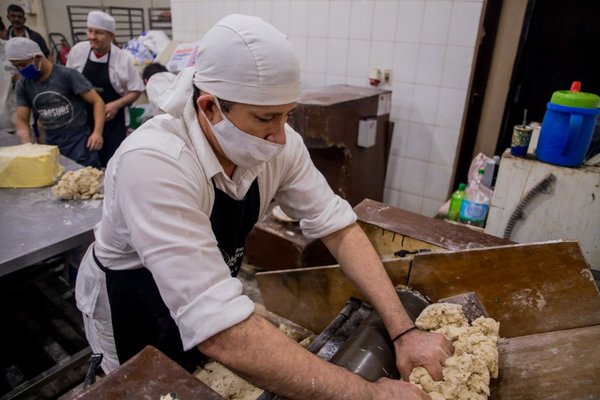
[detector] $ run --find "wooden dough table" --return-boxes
[491,325,600,399]
[63,346,224,400]
[0,129,19,147]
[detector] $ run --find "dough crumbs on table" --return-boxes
[409,303,500,400]
[193,320,312,398]
[52,167,104,200]
[194,362,263,400]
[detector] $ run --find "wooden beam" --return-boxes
[63,346,223,400]
[355,199,513,250]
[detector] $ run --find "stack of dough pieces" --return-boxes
[52,167,104,200]
[0,144,63,188]
[409,303,500,400]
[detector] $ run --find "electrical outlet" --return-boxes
[383,69,393,85]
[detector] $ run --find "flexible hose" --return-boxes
[503,173,556,240]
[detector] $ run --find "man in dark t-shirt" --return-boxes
[6,4,49,58]
[7,37,105,167]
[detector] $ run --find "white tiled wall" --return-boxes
[170,0,483,217]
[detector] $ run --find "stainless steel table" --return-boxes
[0,130,102,277]
[0,129,19,146]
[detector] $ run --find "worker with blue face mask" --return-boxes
[75,14,451,400]
[6,37,104,167]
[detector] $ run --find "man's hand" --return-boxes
[373,377,432,399]
[394,329,453,381]
[104,101,121,121]
[87,131,104,150]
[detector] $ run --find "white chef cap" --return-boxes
[5,37,43,61]
[158,14,301,117]
[193,14,301,105]
[87,11,115,33]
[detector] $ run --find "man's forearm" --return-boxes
[92,99,105,135]
[114,91,141,110]
[321,224,414,339]
[15,119,33,144]
[199,313,374,400]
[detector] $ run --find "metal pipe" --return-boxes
[503,173,556,239]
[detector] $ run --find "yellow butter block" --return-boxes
[0,144,64,188]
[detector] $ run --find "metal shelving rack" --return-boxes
[148,7,172,39]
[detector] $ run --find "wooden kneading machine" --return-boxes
[69,199,600,400]
[67,86,600,399]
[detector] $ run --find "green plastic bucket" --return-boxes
[129,107,145,130]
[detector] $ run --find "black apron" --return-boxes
[82,50,127,168]
[45,124,100,168]
[94,178,260,371]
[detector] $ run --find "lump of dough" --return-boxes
[409,303,501,400]
[453,332,499,379]
[415,302,468,330]
[434,325,470,342]
[52,167,104,200]
[472,316,500,337]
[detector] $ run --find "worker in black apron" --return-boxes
[45,124,101,168]
[82,49,127,168]
[93,180,260,372]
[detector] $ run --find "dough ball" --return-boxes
[52,167,104,200]
[429,393,446,400]
[409,303,501,399]
[415,303,468,330]
[472,316,500,337]
[434,325,471,342]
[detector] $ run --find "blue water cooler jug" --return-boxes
[537,82,600,167]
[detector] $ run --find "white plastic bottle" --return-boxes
[482,155,500,189]
[459,169,490,228]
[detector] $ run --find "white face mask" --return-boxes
[204,99,285,170]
